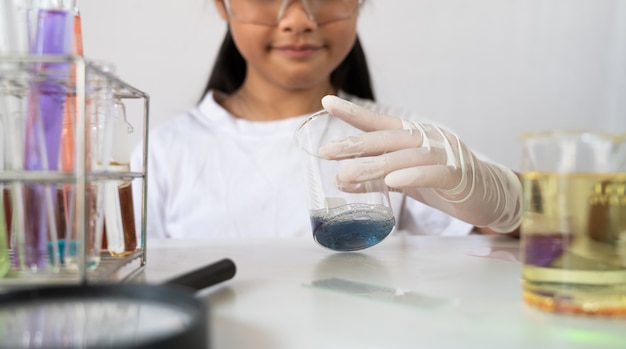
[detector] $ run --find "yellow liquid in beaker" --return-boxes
[521,172,626,316]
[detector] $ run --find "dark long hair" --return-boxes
[199,29,375,102]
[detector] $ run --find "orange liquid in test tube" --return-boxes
[60,13,83,241]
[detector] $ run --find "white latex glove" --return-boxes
[319,95,522,233]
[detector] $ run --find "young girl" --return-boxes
[131,0,521,238]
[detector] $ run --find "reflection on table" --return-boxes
[139,233,626,349]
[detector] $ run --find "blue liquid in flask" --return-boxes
[311,203,395,252]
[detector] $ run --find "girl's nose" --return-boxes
[279,0,317,25]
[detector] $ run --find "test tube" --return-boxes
[62,62,115,270]
[0,0,37,273]
[0,116,9,278]
[0,0,30,55]
[58,0,84,265]
[103,97,137,256]
[23,0,73,270]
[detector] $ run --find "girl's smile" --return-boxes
[272,44,323,59]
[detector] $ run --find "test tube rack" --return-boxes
[0,55,149,288]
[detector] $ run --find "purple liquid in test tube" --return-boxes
[27,8,72,171]
[22,8,72,269]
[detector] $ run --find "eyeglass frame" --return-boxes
[222,0,365,26]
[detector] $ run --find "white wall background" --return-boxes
[79,0,626,171]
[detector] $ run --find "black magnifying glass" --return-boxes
[0,258,236,349]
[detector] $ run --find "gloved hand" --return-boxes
[319,95,522,233]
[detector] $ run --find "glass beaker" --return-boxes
[294,110,396,252]
[519,130,626,316]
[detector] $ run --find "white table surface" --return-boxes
[140,233,626,349]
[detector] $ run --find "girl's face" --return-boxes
[215,0,360,91]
